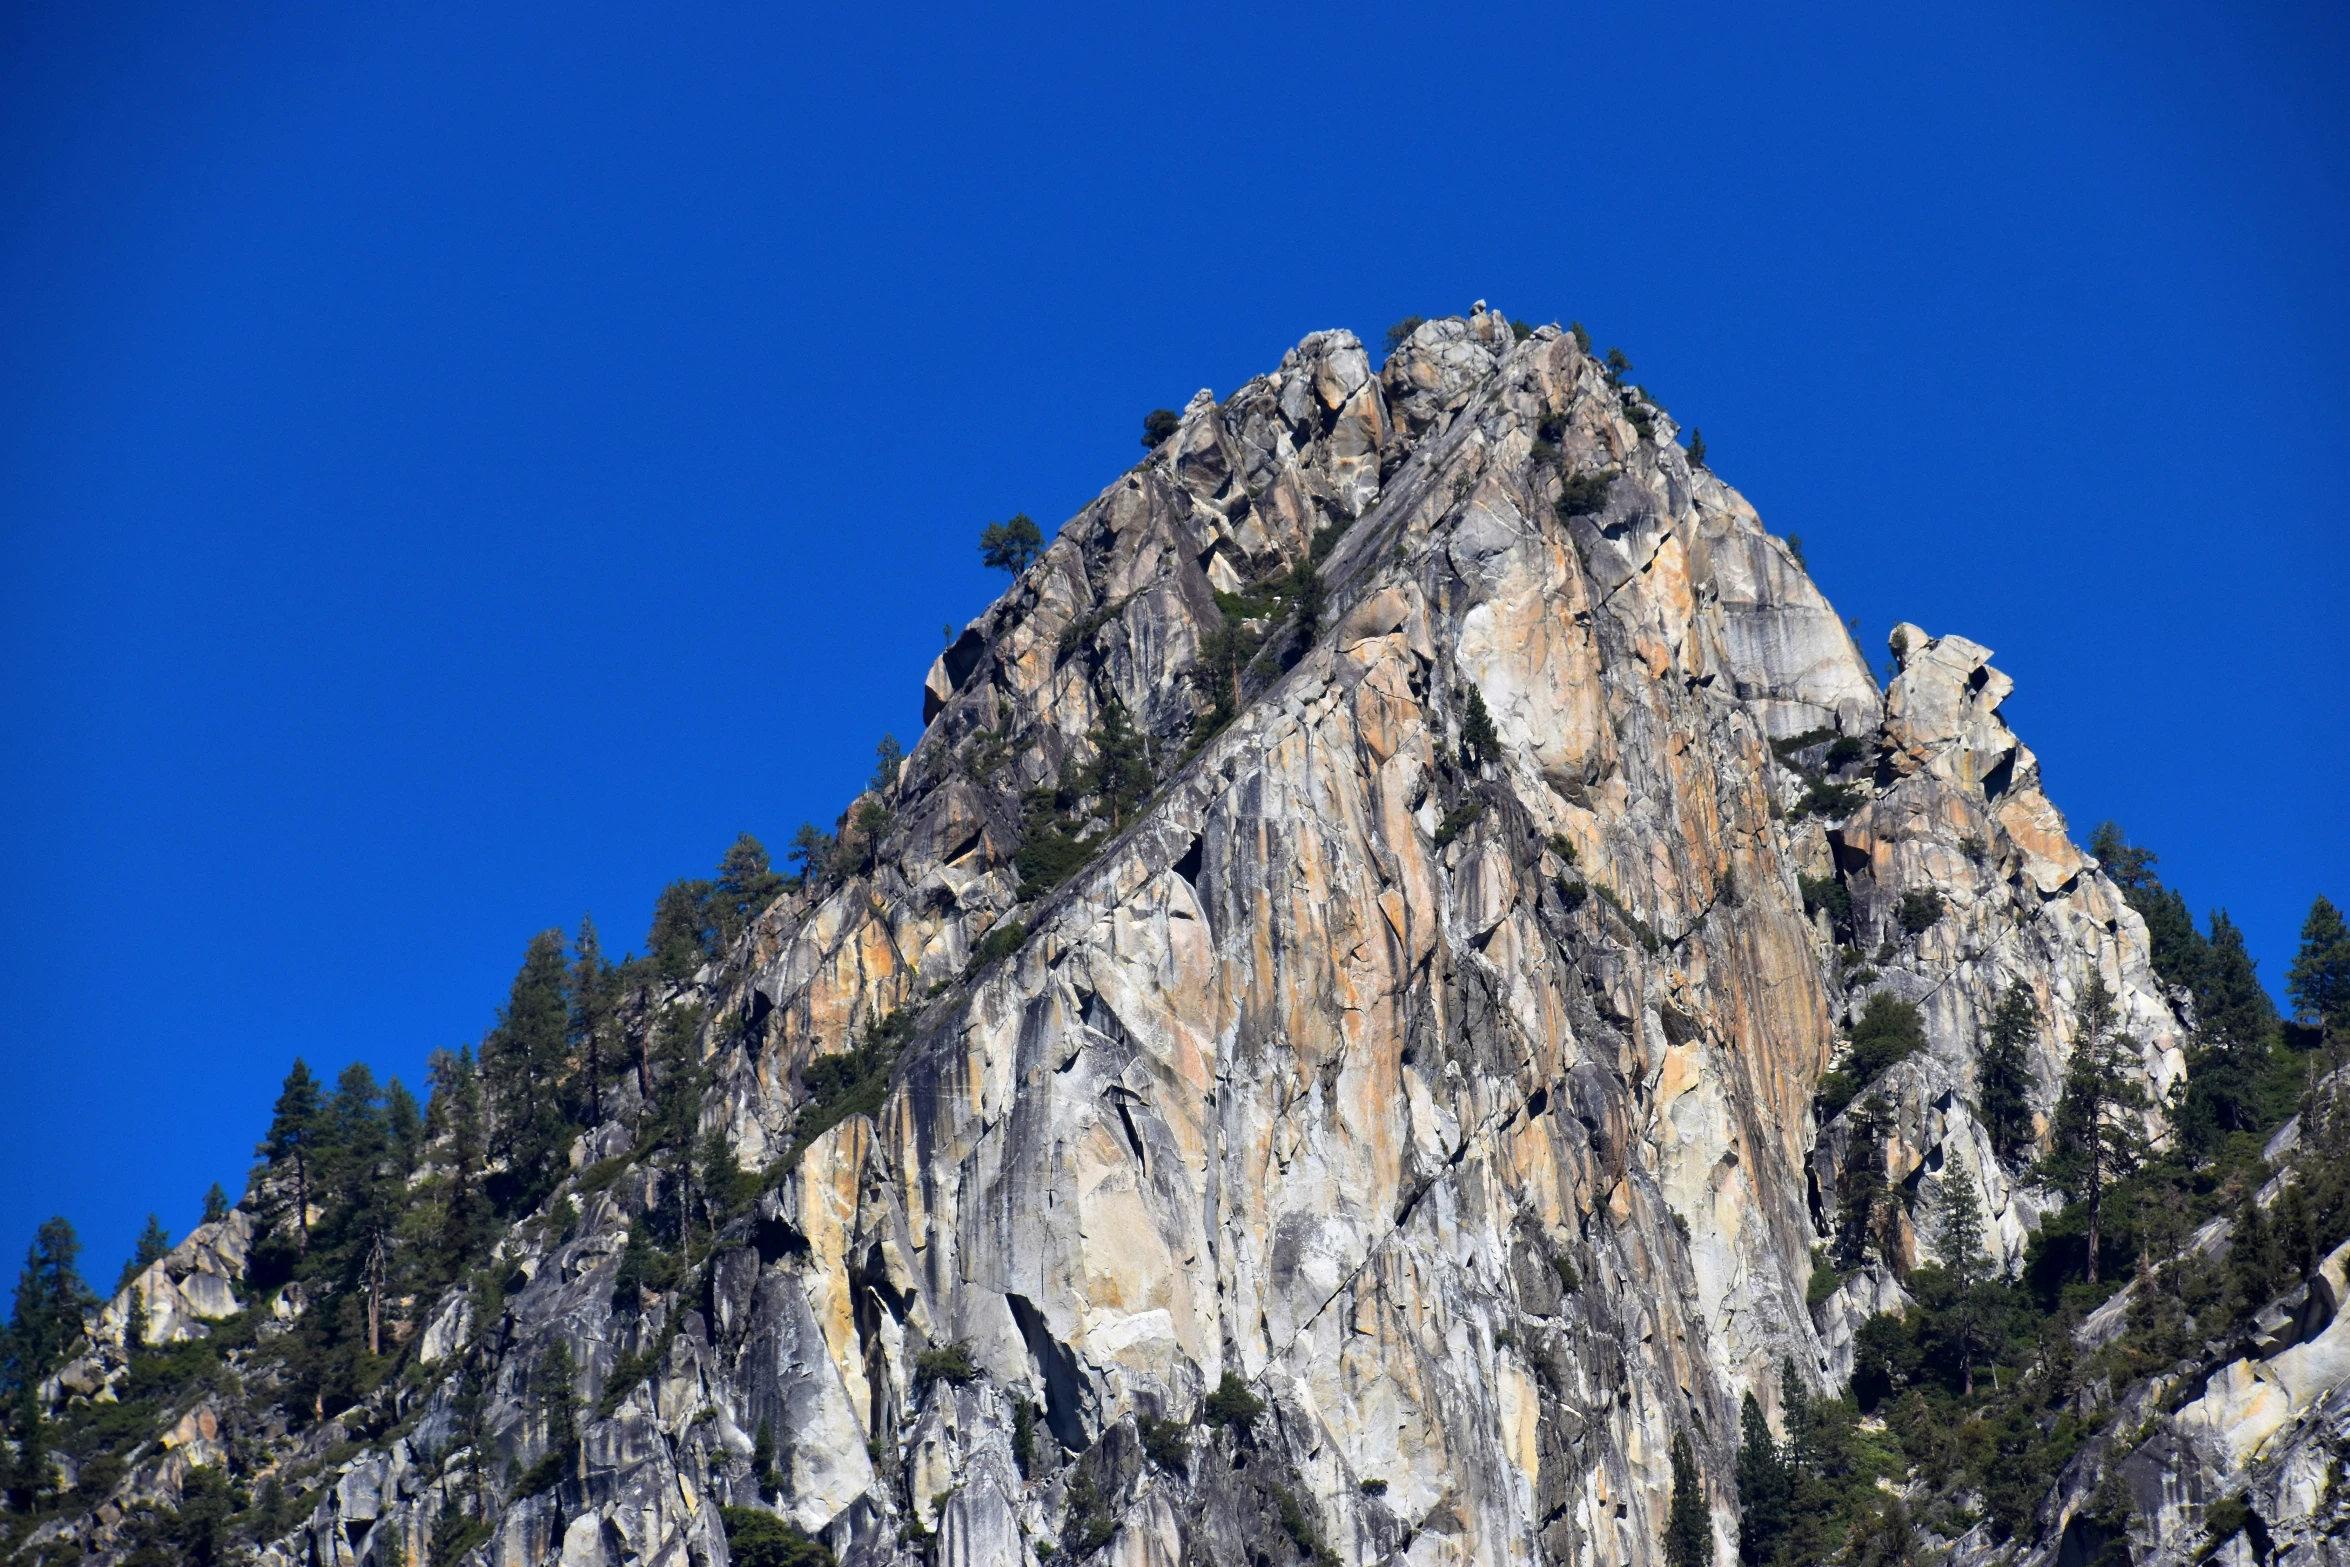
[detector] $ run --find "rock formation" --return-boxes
[19,305,2332,1566]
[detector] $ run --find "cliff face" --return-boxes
[26,310,2228,1567]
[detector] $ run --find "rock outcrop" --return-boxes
[30,305,2292,1566]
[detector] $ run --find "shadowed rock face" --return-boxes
[26,310,2200,1567]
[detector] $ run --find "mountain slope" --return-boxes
[15,307,2330,1567]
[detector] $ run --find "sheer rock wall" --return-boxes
[31,309,2216,1566]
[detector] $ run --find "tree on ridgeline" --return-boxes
[712,836,786,951]
[2089,822,2207,995]
[788,824,836,889]
[2290,895,2350,1041]
[7,1217,94,1388]
[422,1045,492,1282]
[2178,911,2281,1151]
[978,513,1043,574]
[256,1059,324,1252]
[648,878,716,984]
[483,930,574,1214]
[569,915,613,1127]
[116,1214,172,1293]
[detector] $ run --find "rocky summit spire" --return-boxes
[27,310,2278,1567]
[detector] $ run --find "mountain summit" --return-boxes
[14,306,2347,1567]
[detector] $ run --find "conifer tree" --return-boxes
[1835,1100,1889,1270]
[647,879,716,983]
[483,930,574,1213]
[535,1339,581,1482]
[1929,1172,1992,1395]
[383,1077,423,1171]
[1976,982,2040,1167]
[4,1386,47,1509]
[1777,1357,1817,1473]
[124,1277,149,1350]
[711,837,786,950]
[201,1183,230,1224]
[256,1059,323,1251]
[8,1217,93,1386]
[1460,685,1501,769]
[1088,699,1152,830]
[2040,975,2150,1284]
[869,734,905,795]
[116,1214,172,1293]
[2182,911,2279,1146]
[2089,822,2207,994]
[1734,1392,1789,1565]
[2289,895,2350,1040]
[567,915,611,1127]
[787,824,835,888]
[1666,1431,1710,1567]
[978,513,1044,573]
[425,1046,491,1280]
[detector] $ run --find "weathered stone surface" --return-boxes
[37,312,2284,1567]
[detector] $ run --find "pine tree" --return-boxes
[124,1277,149,1350]
[535,1339,581,1482]
[201,1183,230,1225]
[384,1077,423,1170]
[711,837,786,950]
[8,1217,94,1385]
[1931,1172,1992,1395]
[787,824,836,888]
[2182,911,2280,1146]
[482,930,575,1213]
[568,915,612,1126]
[1291,557,1325,633]
[1777,1357,1817,1473]
[2289,896,2350,1040]
[1460,685,1501,769]
[1666,1431,1711,1567]
[1734,1392,1790,1565]
[869,735,906,795]
[424,1046,491,1280]
[647,879,716,983]
[256,1060,324,1251]
[1836,1100,1889,1270]
[116,1214,172,1293]
[852,800,895,872]
[1976,982,2040,1166]
[978,513,1044,573]
[4,1386,48,1509]
[2040,975,2150,1284]
[2089,822,2207,995]
[1088,699,1152,831]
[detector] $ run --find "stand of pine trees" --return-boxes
[1763,829,2350,1559]
[0,833,799,1564]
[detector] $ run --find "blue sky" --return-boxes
[3,2,2343,1287]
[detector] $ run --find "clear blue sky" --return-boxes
[3,2,2343,1288]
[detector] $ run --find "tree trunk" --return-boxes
[2085,1161,2102,1286]
[366,1232,383,1357]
